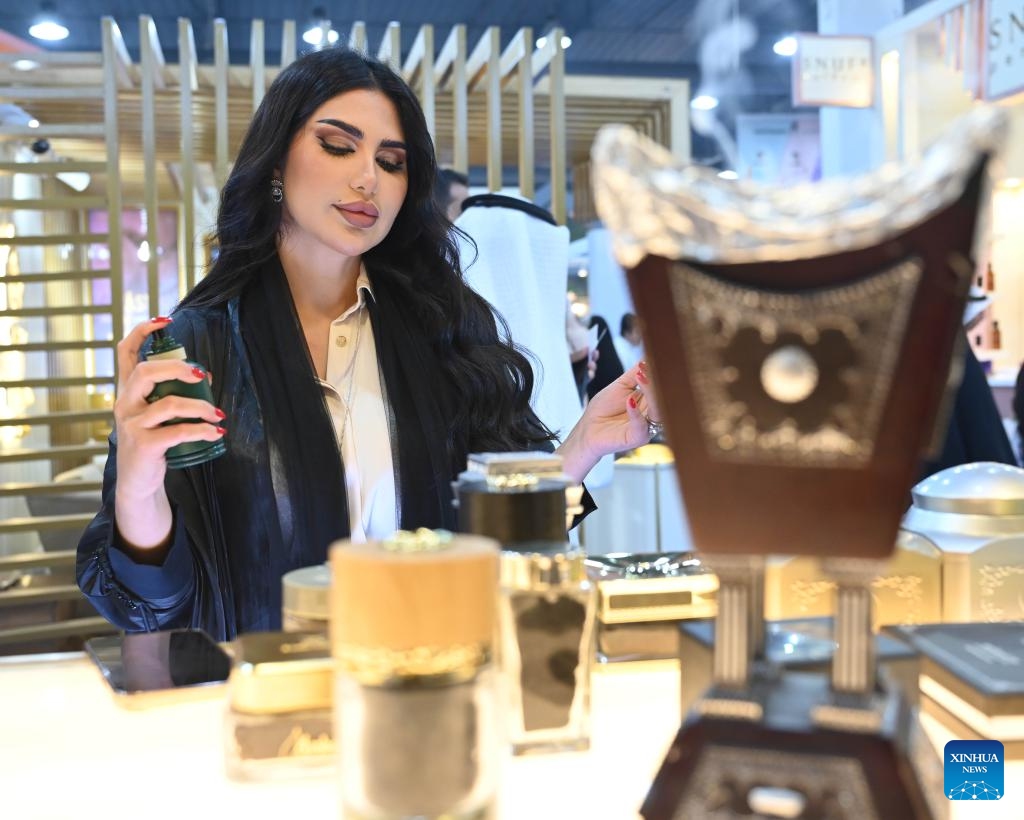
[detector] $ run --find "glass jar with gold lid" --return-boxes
[281,564,330,633]
[901,461,1024,622]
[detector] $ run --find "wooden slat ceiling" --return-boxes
[1,63,671,203]
[1,2,820,178]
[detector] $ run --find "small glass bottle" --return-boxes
[453,452,596,755]
[499,543,596,754]
[991,320,1002,350]
[331,530,502,820]
[225,631,335,782]
[145,325,226,468]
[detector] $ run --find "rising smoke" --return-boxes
[685,0,804,168]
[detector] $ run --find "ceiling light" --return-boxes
[12,59,40,71]
[302,26,339,46]
[302,7,338,47]
[535,15,572,50]
[29,2,69,42]
[536,34,573,49]
[773,36,798,57]
[718,170,739,180]
[28,119,40,128]
[691,94,720,111]
[29,20,69,41]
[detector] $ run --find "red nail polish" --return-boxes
[152,316,172,324]
[628,396,637,409]
[191,366,207,379]
[215,426,227,436]
[214,408,226,420]
[637,370,649,384]
[639,360,648,371]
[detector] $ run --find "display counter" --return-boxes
[2,652,1020,818]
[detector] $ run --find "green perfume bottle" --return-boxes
[145,326,226,469]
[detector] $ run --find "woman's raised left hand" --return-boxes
[556,360,662,484]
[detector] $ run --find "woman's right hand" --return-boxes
[112,317,225,551]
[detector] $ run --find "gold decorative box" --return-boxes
[902,462,1024,622]
[587,553,717,662]
[763,530,942,630]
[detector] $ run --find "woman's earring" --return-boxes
[271,178,284,203]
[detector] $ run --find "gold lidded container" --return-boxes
[901,461,1024,622]
[225,630,334,781]
[459,450,586,532]
[281,564,330,633]
[330,528,501,820]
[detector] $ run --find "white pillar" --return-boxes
[585,227,633,341]
[818,0,905,177]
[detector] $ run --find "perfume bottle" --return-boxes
[992,319,1002,350]
[454,452,596,755]
[330,530,502,820]
[145,326,226,468]
[499,543,596,754]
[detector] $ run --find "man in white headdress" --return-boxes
[454,193,584,444]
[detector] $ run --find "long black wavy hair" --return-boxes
[180,47,553,456]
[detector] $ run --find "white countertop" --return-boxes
[1,654,680,820]
[2,653,1021,819]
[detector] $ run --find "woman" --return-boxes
[76,48,660,639]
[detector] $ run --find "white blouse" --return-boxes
[317,267,397,542]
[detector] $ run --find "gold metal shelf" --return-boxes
[0,445,109,464]
[0,482,103,498]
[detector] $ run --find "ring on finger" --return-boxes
[631,385,663,439]
[643,412,664,440]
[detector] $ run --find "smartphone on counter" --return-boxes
[85,629,231,708]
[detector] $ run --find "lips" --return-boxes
[336,201,380,229]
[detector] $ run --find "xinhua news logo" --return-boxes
[944,740,1004,801]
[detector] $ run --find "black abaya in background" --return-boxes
[919,338,1017,480]
[587,315,625,401]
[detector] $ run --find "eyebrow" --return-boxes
[316,118,407,151]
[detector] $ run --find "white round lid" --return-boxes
[910,462,1024,516]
